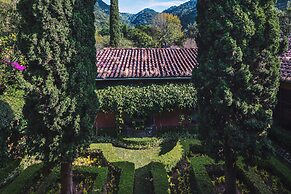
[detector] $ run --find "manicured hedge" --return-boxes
[190,156,214,194]
[92,167,109,194]
[261,156,291,190]
[113,162,135,194]
[154,141,184,171]
[150,162,169,194]
[36,168,59,194]
[269,126,291,151]
[236,159,272,194]
[37,166,109,194]
[0,160,19,185]
[1,163,43,194]
[73,165,99,174]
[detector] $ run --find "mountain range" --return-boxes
[94,0,197,29]
[95,0,289,30]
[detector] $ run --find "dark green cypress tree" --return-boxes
[193,0,280,193]
[110,0,121,47]
[17,0,96,193]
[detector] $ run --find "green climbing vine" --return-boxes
[96,83,197,129]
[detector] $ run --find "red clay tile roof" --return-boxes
[280,37,291,83]
[96,48,198,80]
[96,44,291,82]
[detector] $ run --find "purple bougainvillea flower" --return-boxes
[10,61,26,71]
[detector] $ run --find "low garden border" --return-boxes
[1,163,43,194]
[113,162,135,194]
[150,162,169,194]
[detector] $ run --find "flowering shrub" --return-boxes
[0,33,26,94]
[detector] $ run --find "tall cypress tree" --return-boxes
[193,0,280,193]
[18,0,96,193]
[110,0,120,47]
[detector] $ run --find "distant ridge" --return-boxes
[95,0,289,30]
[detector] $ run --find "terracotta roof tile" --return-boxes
[96,48,198,80]
[280,37,291,83]
[96,43,291,82]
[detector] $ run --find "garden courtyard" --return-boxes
[1,0,291,193]
[0,128,290,194]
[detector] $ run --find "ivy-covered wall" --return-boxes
[274,82,291,129]
[95,83,197,132]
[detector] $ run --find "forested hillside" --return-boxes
[95,0,288,30]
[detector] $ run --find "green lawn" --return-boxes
[89,137,192,170]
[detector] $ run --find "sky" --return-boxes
[103,0,189,14]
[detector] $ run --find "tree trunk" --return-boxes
[61,162,73,194]
[224,139,236,194]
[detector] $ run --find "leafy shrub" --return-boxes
[113,162,135,194]
[169,158,193,194]
[0,89,26,163]
[1,163,43,194]
[236,159,272,194]
[151,162,170,194]
[122,26,156,47]
[92,167,109,194]
[190,156,214,194]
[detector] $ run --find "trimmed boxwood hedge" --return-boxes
[113,162,135,194]
[190,156,214,194]
[1,163,43,194]
[36,165,109,194]
[269,126,291,151]
[36,167,59,194]
[236,159,272,194]
[92,167,109,194]
[260,156,291,190]
[0,160,20,186]
[150,162,169,194]
[73,165,99,174]
[154,141,184,172]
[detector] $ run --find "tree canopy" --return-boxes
[110,0,121,47]
[18,0,97,192]
[152,13,184,47]
[193,0,281,193]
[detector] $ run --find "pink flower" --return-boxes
[10,61,26,71]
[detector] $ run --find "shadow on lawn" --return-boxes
[159,138,178,156]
